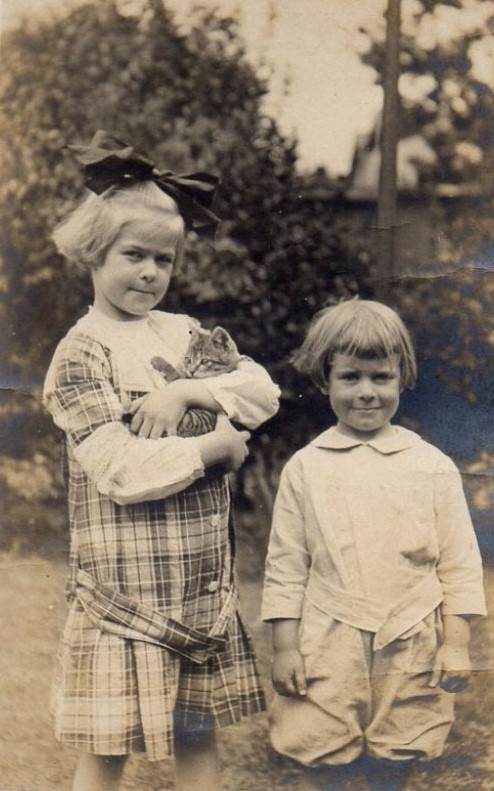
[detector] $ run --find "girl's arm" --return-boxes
[184,317,281,428]
[44,334,249,505]
[129,362,280,438]
[199,357,281,428]
[127,378,229,439]
[129,318,280,438]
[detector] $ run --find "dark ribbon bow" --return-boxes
[67,130,221,239]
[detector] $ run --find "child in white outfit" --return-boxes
[262,300,485,789]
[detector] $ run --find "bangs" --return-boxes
[51,180,185,271]
[108,182,185,267]
[333,308,403,360]
[292,299,417,391]
[121,212,183,246]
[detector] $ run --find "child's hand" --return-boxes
[272,648,307,697]
[213,414,251,472]
[127,381,189,438]
[195,414,250,472]
[429,642,472,693]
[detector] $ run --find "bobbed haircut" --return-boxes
[292,299,417,391]
[52,181,185,272]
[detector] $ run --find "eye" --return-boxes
[340,372,359,381]
[123,249,143,262]
[374,372,394,382]
[156,254,174,268]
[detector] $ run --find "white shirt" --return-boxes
[262,424,486,648]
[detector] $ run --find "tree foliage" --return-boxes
[0,0,366,545]
[360,0,494,403]
[0,0,363,393]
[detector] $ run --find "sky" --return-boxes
[3,0,494,175]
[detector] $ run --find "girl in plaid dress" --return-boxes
[44,131,280,791]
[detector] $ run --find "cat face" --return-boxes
[184,326,240,378]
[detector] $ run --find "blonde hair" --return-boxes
[293,299,417,390]
[52,181,185,271]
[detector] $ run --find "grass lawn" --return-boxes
[1,540,493,791]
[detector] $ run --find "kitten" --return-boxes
[151,325,240,382]
[149,325,241,438]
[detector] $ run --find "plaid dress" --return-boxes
[44,308,279,761]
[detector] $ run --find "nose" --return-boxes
[139,257,158,281]
[356,378,376,402]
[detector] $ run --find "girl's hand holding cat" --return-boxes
[128,380,221,438]
[128,382,188,438]
[197,414,251,472]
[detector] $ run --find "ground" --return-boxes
[1,539,493,791]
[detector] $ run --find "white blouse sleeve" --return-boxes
[43,333,205,505]
[434,456,486,616]
[203,358,281,429]
[160,314,280,429]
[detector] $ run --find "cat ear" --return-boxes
[211,326,236,351]
[188,326,208,348]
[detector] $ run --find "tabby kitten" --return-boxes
[150,325,241,437]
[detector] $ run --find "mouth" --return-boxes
[131,288,155,296]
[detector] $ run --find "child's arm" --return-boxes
[127,379,228,439]
[262,455,310,697]
[129,318,280,438]
[44,335,250,505]
[196,414,250,471]
[431,455,487,692]
[429,613,472,693]
[271,618,307,697]
[200,357,281,428]
[185,316,280,428]
[129,363,280,438]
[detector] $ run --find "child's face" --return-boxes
[328,353,401,438]
[92,223,177,321]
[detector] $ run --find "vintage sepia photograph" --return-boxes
[1,1,494,789]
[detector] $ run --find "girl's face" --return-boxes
[92,222,177,321]
[328,353,401,439]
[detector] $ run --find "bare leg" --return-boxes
[174,728,219,791]
[72,753,127,791]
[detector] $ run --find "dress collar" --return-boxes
[312,424,420,455]
[86,305,149,329]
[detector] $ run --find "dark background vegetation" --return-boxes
[2,0,494,554]
[1,2,494,786]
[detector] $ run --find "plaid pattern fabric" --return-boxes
[45,331,265,760]
[51,601,264,761]
[75,567,238,663]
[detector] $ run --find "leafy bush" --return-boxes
[0,0,366,545]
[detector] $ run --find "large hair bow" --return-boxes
[67,130,221,238]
